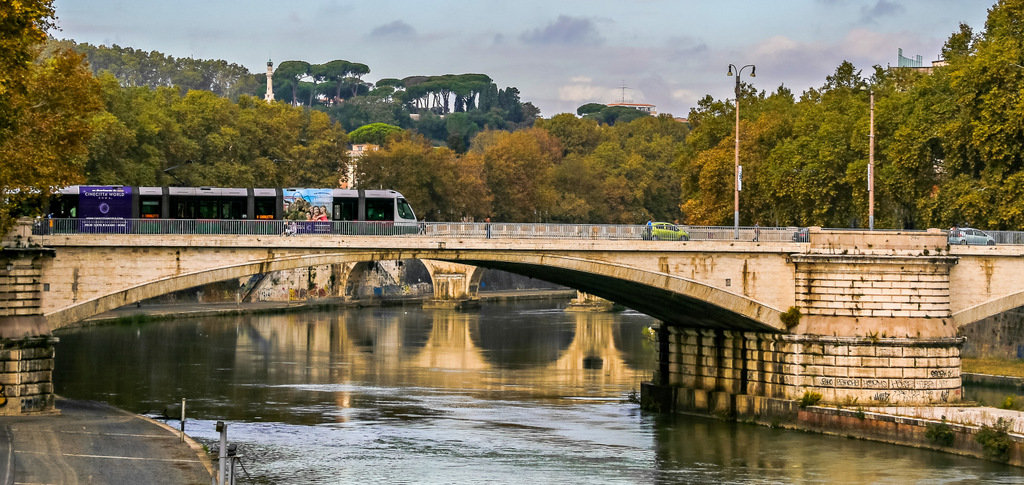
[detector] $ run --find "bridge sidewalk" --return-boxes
[0,397,214,484]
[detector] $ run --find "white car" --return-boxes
[948,227,995,246]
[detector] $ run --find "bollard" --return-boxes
[216,421,226,484]
[180,398,186,442]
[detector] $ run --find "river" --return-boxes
[53,300,1022,484]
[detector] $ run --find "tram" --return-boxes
[46,186,418,234]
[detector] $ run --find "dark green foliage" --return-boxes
[975,418,1013,462]
[799,391,822,408]
[926,419,956,447]
[780,307,801,330]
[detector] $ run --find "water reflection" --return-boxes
[52,302,1021,484]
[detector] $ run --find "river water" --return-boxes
[54,301,1022,484]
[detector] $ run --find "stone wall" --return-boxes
[0,337,56,415]
[660,328,962,405]
[960,307,1024,359]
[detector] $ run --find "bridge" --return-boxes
[3,219,1024,416]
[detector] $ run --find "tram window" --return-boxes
[140,198,161,218]
[365,198,394,221]
[396,198,415,220]
[334,198,358,221]
[254,197,275,220]
[51,195,77,218]
[197,199,218,219]
[172,200,191,219]
[221,199,244,219]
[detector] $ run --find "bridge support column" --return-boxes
[644,228,965,413]
[564,291,619,312]
[644,327,962,415]
[420,260,481,310]
[1,220,58,415]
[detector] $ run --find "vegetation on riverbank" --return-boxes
[963,358,1024,379]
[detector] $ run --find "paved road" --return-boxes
[0,398,212,485]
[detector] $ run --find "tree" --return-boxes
[1,46,102,230]
[471,128,561,222]
[349,123,403,145]
[356,133,491,221]
[274,61,310,106]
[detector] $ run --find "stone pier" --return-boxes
[420,260,482,309]
[0,220,57,415]
[645,227,964,414]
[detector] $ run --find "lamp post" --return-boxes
[868,89,875,230]
[727,64,755,239]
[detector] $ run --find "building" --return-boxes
[606,102,657,115]
[342,144,380,188]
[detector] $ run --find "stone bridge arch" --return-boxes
[432,252,785,332]
[42,248,785,333]
[952,290,1024,329]
[45,251,392,330]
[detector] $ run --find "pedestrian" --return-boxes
[754,221,761,242]
[646,219,653,240]
[485,216,492,239]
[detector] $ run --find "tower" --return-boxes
[264,59,275,102]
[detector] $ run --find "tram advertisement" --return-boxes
[79,186,132,232]
[283,188,332,233]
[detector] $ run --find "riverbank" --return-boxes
[76,289,577,327]
[0,397,213,484]
[643,383,1024,467]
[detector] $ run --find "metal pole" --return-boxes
[868,90,875,230]
[728,64,754,240]
[217,421,227,485]
[734,84,740,239]
[180,398,186,442]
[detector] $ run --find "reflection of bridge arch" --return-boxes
[235,306,653,394]
[546,312,651,389]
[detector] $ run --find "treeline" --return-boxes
[60,40,539,149]
[676,0,1024,230]
[87,74,347,188]
[5,0,1024,234]
[358,0,1024,230]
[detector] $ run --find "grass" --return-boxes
[962,358,1024,378]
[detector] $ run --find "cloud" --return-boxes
[860,0,905,24]
[368,20,416,40]
[570,76,592,83]
[520,15,604,46]
[557,82,615,103]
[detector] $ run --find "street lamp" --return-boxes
[727,64,755,239]
[868,89,875,230]
[860,87,875,230]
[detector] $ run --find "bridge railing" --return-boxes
[32,218,817,242]
[986,231,1024,245]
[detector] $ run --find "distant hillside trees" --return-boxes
[64,41,259,100]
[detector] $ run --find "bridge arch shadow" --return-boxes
[446,253,785,332]
[45,251,785,333]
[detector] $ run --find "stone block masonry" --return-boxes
[0,336,57,415]
[660,328,962,405]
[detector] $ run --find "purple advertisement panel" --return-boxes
[79,186,132,232]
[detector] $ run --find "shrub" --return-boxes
[975,418,1013,462]
[780,306,801,330]
[799,391,822,408]
[926,420,955,447]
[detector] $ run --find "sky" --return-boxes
[50,0,993,118]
